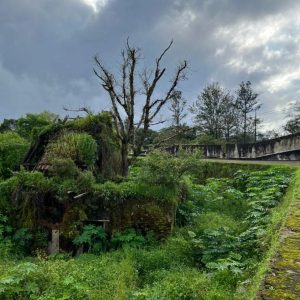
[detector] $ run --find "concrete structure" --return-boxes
[48,229,60,254]
[165,133,300,160]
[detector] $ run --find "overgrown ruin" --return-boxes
[5,113,176,253]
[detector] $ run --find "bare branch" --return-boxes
[149,60,187,121]
[93,39,187,172]
[150,119,167,126]
[136,41,176,129]
[156,40,173,67]
[134,118,167,127]
[63,106,92,115]
[94,57,126,109]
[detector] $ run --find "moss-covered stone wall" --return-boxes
[107,200,175,239]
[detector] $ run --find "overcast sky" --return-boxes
[1,0,300,132]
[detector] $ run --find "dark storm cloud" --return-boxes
[0,0,300,130]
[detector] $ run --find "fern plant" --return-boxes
[73,225,106,254]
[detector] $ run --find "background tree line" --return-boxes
[189,81,261,144]
[147,81,300,147]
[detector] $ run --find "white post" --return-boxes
[48,229,59,254]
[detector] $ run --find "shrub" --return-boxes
[42,131,98,167]
[16,111,57,141]
[11,170,52,228]
[127,237,192,286]
[194,178,247,219]
[134,150,203,189]
[51,169,95,204]
[177,178,247,226]
[190,161,271,184]
[186,167,293,273]
[132,267,210,300]
[193,212,244,235]
[0,213,14,258]
[0,132,29,179]
[73,225,106,254]
[0,254,137,300]
[93,180,178,205]
[111,229,146,249]
[0,213,36,258]
[0,176,18,213]
[48,158,79,178]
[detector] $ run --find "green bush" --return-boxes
[42,131,98,167]
[0,254,137,300]
[185,167,293,274]
[177,178,247,226]
[190,161,271,184]
[127,236,193,286]
[50,169,95,204]
[111,229,146,249]
[70,112,122,179]
[0,214,40,258]
[0,132,29,179]
[73,225,106,254]
[15,111,57,141]
[0,213,14,258]
[193,212,244,235]
[93,180,178,205]
[0,176,18,213]
[132,267,210,300]
[48,158,80,178]
[197,178,247,219]
[134,150,203,189]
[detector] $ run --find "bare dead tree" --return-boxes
[93,40,187,175]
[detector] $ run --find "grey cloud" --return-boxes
[0,0,300,131]
[0,60,107,119]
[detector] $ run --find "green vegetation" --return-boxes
[255,168,300,299]
[73,225,107,254]
[0,132,29,179]
[15,112,58,141]
[0,112,57,142]
[42,131,98,167]
[0,148,295,299]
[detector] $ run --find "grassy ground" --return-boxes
[257,168,300,299]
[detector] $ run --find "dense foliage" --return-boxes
[0,132,29,179]
[42,131,98,167]
[0,153,293,299]
[0,112,57,142]
[190,81,260,143]
[283,100,300,134]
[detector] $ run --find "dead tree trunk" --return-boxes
[121,140,129,176]
[94,40,187,175]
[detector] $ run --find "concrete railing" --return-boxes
[165,133,300,161]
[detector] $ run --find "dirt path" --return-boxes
[258,175,300,299]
